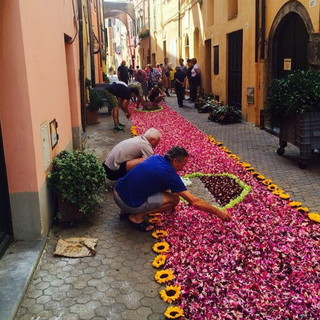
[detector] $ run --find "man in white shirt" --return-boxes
[102,128,161,180]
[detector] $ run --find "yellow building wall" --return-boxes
[148,0,319,125]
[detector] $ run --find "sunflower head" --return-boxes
[308,212,320,223]
[152,241,170,253]
[159,285,181,303]
[155,269,174,284]
[241,162,252,168]
[164,306,184,319]
[267,184,278,191]
[149,212,162,217]
[279,192,290,200]
[149,217,162,224]
[152,254,167,268]
[152,230,168,239]
[272,189,284,196]
[296,206,309,213]
[289,201,302,207]
[262,179,272,186]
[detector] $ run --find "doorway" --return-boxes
[204,39,212,94]
[272,12,308,79]
[227,30,243,109]
[0,124,13,258]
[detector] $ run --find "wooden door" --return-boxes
[228,30,243,109]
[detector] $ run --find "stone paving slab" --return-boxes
[15,112,167,320]
[14,96,320,320]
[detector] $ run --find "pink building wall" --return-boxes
[0,0,82,239]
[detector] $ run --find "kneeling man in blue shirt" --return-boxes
[114,146,231,231]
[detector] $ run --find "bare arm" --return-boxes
[136,96,143,108]
[177,190,231,221]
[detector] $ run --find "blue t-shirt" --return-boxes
[115,155,187,207]
[105,81,131,100]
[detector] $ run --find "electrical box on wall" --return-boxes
[41,122,51,171]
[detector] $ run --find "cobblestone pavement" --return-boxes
[15,96,320,320]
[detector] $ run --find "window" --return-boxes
[228,0,238,20]
[207,0,214,26]
[213,45,219,74]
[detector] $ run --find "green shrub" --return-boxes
[48,150,105,214]
[88,89,105,111]
[265,70,320,126]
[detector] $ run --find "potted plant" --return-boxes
[48,150,105,223]
[86,88,104,124]
[265,70,320,167]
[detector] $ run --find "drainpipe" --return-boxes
[178,0,181,58]
[78,0,86,132]
[148,0,151,64]
[87,0,96,85]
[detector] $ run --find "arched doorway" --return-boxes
[268,1,315,80]
[272,12,308,78]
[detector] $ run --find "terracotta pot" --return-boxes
[56,197,83,224]
[86,108,100,124]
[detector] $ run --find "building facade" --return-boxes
[133,0,319,124]
[0,0,106,254]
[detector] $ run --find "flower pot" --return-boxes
[86,108,100,125]
[277,111,320,168]
[56,197,85,225]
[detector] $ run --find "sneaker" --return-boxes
[118,123,126,127]
[114,125,124,131]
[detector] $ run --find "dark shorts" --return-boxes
[113,191,164,214]
[104,90,118,109]
[102,162,127,181]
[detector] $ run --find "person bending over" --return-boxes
[105,81,141,131]
[102,127,161,180]
[113,146,231,231]
[147,85,166,109]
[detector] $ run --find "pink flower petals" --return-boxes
[130,103,320,319]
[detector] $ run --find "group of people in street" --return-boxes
[101,58,230,232]
[102,127,231,232]
[105,58,202,130]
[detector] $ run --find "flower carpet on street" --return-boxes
[129,103,320,319]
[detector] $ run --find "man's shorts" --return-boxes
[102,162,127,181]
[128,82,143,97]
[113,191,164,214]
[104,89,118,109]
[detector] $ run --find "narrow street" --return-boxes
[14,95,320,320]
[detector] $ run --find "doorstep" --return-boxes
[0,238,46,320]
